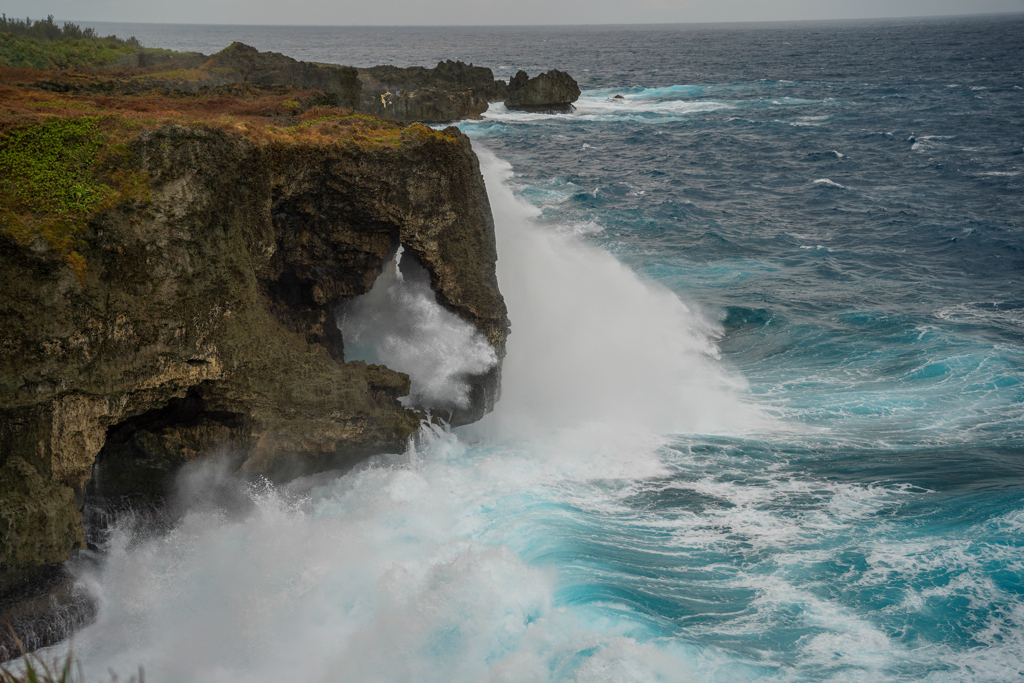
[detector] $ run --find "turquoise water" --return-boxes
[47,17,1024,682]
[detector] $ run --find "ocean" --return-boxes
[45,16,1024,682]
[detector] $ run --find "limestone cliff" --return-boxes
[30,42,362,111]
[0,98,508,604]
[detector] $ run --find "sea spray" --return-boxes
[466,146,765,438]
[338,246,498,412]
[51,148,764,683]
[60,423,708,683]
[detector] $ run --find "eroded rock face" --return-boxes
[505,69,582,112]
[0,123,508,596]
[358,60,508,123]
[201,42,361,109]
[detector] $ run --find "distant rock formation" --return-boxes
[26,44,582,123]
[200,42,361,109]
[358,60,507,123]
[504,69,582,113]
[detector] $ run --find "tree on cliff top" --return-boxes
[0,14,140,47]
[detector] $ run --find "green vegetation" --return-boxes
[0,32,137,70]
[0,14,151,69]
[0,14,139,46]
[0,115,149,284]
[1,657,143,683]
[0,655,76,683]
[0,117,111,215]
[0,632,142,683]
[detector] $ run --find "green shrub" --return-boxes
[0,14,139,46]
[0,33,139,69]
[0,117,113,216]
[0,115,146,285]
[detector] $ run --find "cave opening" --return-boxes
[83,387,245,549]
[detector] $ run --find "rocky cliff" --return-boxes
[0,82,508,620]
[358,60,507,123]
[14,43,581,123]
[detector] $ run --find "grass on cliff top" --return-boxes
[0,74,457,284]
[0,32,141,70]
[0,16,188,71]
[0,112,143,284]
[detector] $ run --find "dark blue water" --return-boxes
[55,17,1024,682]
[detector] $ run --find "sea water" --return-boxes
[42,16,1024,682]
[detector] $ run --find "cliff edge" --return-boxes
[0,77,509,614]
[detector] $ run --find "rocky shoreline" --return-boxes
[28,41,581,122]
[0,41,579,658]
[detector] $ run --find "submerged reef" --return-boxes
[0,55,510,652]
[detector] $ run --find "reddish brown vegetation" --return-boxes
[0,66,420,147]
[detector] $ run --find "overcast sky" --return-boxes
[4,0,1022,26]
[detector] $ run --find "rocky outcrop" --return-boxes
[0,122,508,600]
[19,45,583,122]
[359,62,583,121]
[33,42,362,110]
[505,69,581,112]
[197,42,361,109]
[358,60,507,123]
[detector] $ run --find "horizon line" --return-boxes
[48,11,1024,30]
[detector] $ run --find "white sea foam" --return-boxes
[41,147,774,682]
[55,422,697,683]
[465,146,768,439]
[338,247,497,411]
[480,97,733,125]
[556,219,606,236]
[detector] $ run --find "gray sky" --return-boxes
[3,0,1022,25]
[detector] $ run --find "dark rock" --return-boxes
[505,69,581,112]
[0,562,96,663]
[203,42,360,109]
[358,60,507,122]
